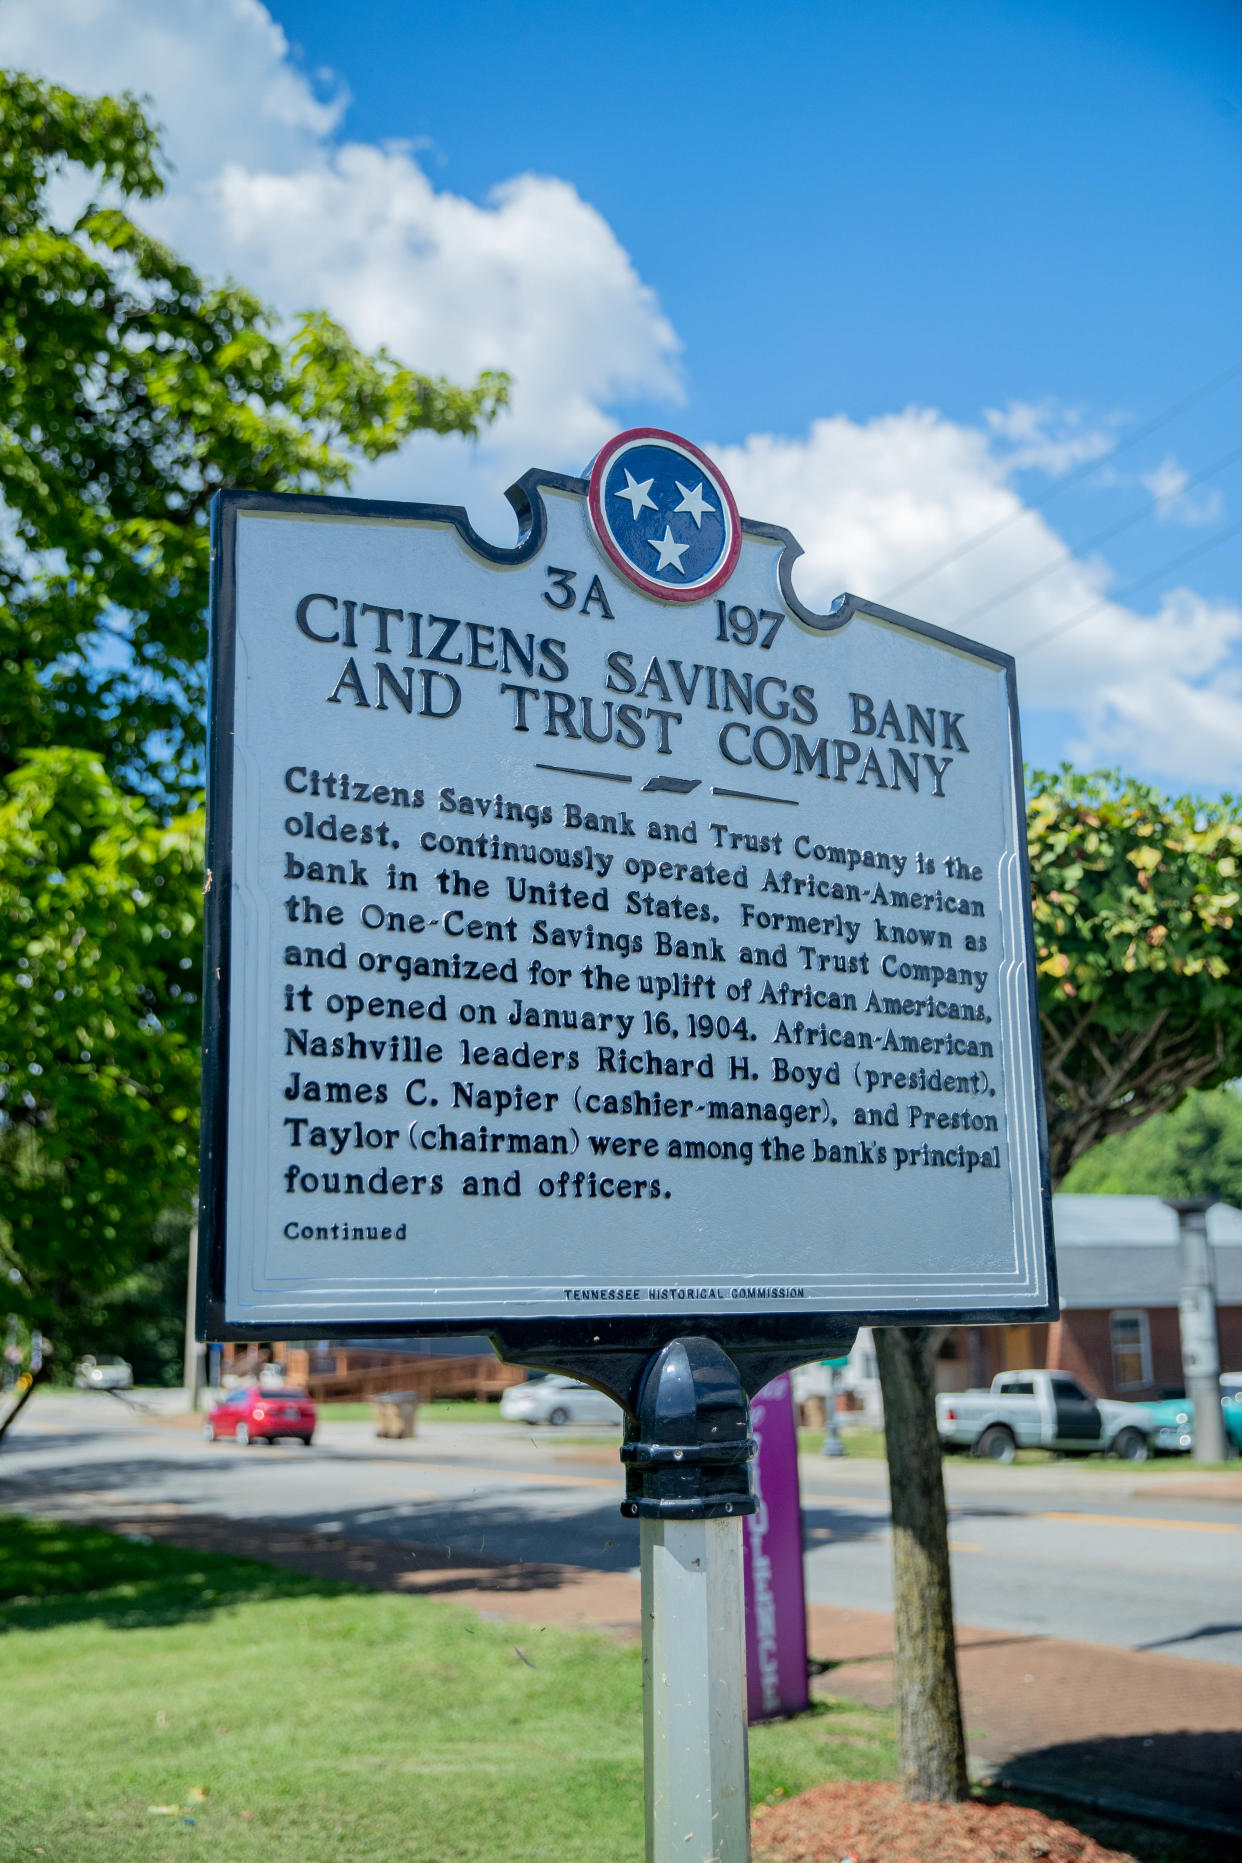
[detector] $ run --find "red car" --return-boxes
[203,1385,316,1446]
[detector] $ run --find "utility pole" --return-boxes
[183,1200,203,1412]
[1167,1198,1228,1463]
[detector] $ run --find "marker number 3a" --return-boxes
[543,566,615,619]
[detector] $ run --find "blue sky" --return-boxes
[4,0,1241,786]
[268,0,1242,445]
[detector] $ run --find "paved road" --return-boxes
[4,1390,1241,1666]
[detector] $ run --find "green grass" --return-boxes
[316,1398,511,1424]
[0,1518,896,1863]
[796,1428,1239,1472]
[797,1426,887,1458]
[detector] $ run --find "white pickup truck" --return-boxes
[936,1370,1154,1463]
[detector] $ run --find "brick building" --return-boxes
[815,1196,1242,1420]
[935,1194,1242,1401]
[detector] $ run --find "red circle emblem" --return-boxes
[587,427,741,603]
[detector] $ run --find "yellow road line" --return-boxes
[1034,1509,1241,1535]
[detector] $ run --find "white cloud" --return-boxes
[1140,455,1225,528]
[210,147,682,507]
[0,0,341,183]
[984,400,1118,478]
[3,0,1242,786]
[0,0,681,534]
[717,413,1242,787]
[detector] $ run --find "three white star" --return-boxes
[613,469,657,521]
[647,525,690,573]
[673,479,715,527]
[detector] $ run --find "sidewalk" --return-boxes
[91,1507,1242,1836]
[804,1603,1242,1836]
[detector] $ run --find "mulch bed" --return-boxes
[752,1782,1146,1862]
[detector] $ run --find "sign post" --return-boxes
[820,1352,852,1458]
[199,426,1055,1861]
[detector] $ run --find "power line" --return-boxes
[955,437,1242,631]
[1015,516,1242,657]
[880,356,1242,605]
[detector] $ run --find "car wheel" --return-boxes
[974,1425,1017,1464]
[235,1422,250,1446]
[548,1406,570,1426]
[300,1434,315,1447]
[202,1421,216,1442]
[1113,1427,1149,1462]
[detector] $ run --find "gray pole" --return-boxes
[183,1201,203,1413]
[641,1516,749,1861]
[621,1337,756,1863]
[1166,1198,1228,1463]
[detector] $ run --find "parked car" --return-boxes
[936,1369,1154,1463]
[1145,1373,1242,1455]
[499,1374,622,1428]
[73,1354,133,1390]
[203,1385,316,1445]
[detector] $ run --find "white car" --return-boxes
[74,1354,134,1390]
[500,1374,622,1428]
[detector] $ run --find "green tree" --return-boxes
[0,71,509,806]
[1029,768,1242,1183]
[1062,1083,1242,1204]
[0,749,203,1344]
[878,767,1242,1803]
[0,73,508,1352]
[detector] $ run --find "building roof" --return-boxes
[1051,1194,1242,1309]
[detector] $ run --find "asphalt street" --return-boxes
[3,1390,1240,1667]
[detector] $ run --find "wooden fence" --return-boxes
[283,1349,525,1404]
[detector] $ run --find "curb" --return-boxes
[992,1764,1242,1843]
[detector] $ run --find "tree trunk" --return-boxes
[875,1325,969,1803]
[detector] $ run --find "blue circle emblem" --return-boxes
[587,428,740,602]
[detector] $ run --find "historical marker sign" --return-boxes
[200,429,1054,1339]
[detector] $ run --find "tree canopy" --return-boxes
[1029,767,1242,1184]
[1062,1084,1242,1206]
[0,70,509,808]
[0,750,202,1335]
[0,72,508,1353]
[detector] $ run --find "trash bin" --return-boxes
[374,1391,419,1439]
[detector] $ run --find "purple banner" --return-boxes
[743,1372,809,1721]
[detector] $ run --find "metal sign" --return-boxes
[199,428,1054,1340]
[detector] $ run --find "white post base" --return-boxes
[641,1514,750,1863]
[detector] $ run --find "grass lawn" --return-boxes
[796,1427,1238,1472]
[316,1398,511,1425]
[0,1517,896,1863]
[797,1425,887,1458]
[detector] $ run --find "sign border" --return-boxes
[198,474,1058,1345]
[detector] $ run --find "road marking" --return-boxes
[1035,1510,1242,1535]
